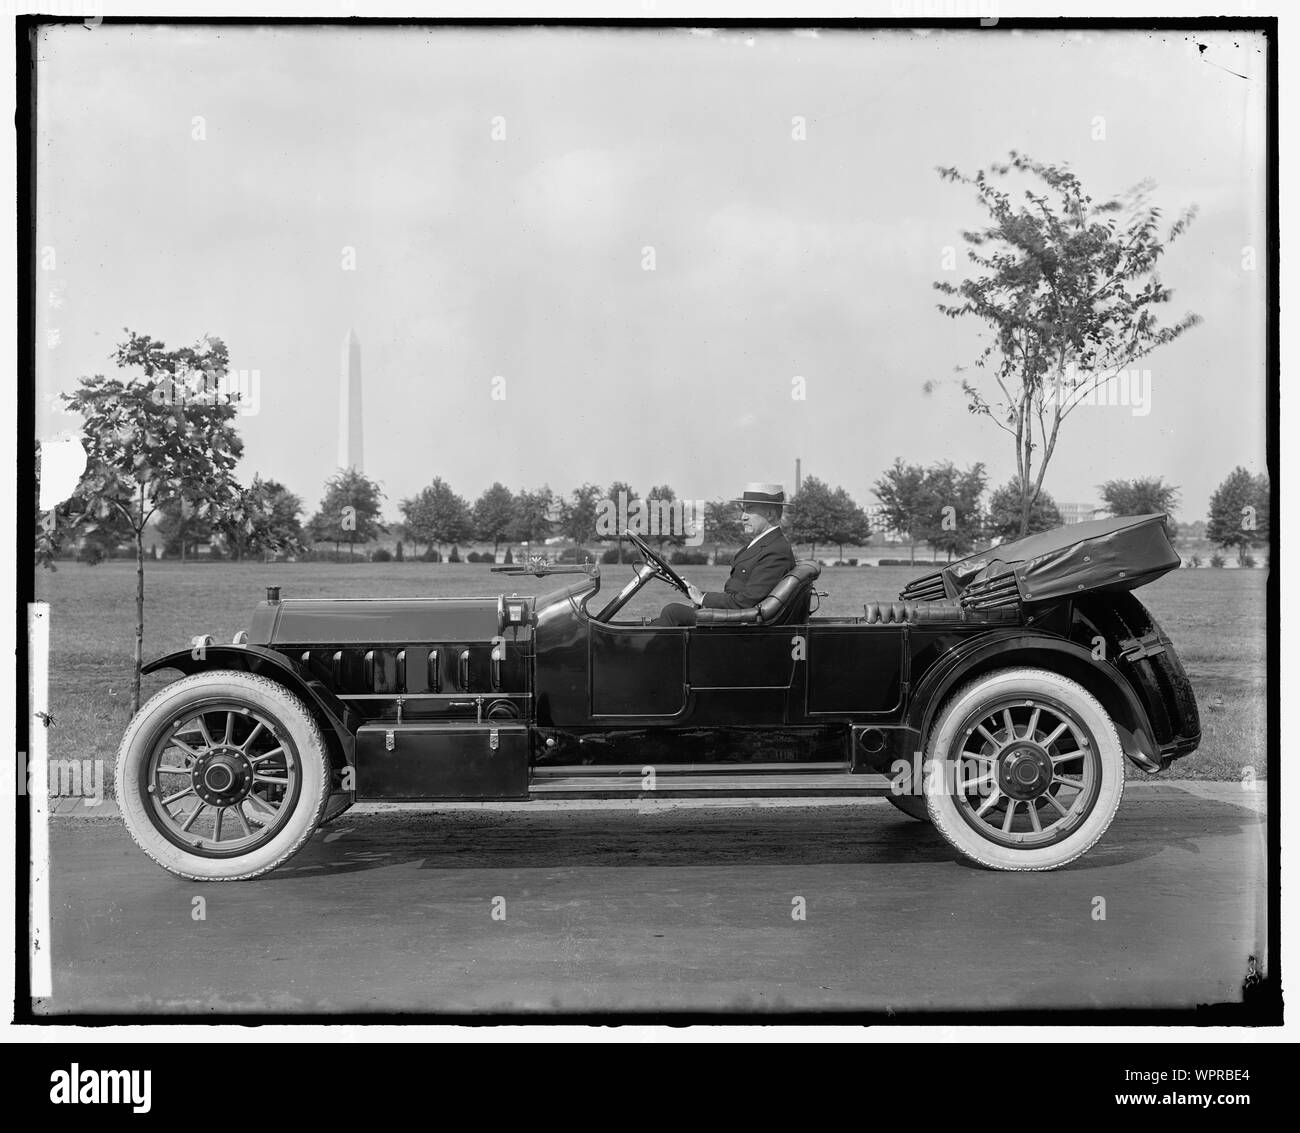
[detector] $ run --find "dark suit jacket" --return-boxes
[700,527,796,610]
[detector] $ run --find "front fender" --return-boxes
[908,630,1161,772]
[142,644,355,764]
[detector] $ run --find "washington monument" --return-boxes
[339,327,363,471]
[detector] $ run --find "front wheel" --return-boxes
[924,668,1124,871]
[115,671,332,880]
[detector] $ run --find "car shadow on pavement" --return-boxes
[261,794,1265,880]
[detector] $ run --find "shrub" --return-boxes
[876,558,921,567]
[371,547,392,563]
[503,548,514,564]
[557,546,594,564]
[669,550,709,566]
[1240,552,1257,568]
[420,548,442,563]
[1210,553,1225,568]
[1186,554,1202,568]
[395,540,404,562]
[600,547,622,564]
[714,551,734,566]
[448,545,461,563]
[77,542,105,566]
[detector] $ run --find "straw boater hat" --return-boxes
[730,483,790,510]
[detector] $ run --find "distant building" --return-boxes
[1058,502,1099,525]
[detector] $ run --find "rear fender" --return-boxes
[908,631,1161,772]
[141,645,355,768]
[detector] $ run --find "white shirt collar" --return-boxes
[745,525,778,550]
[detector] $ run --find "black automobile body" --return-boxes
[117,514,1200,878]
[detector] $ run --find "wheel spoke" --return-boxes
[223,711,235,745]
[1052,775,1085,791]
[180,803,206,832]
[244,792,277,816]
[975,789,1002,818]
[961,750,997,763]
[240,721,266,752]
[248,746,284,766]
[213,807,224,842]
[168,737,201,760]
[976,724,1001,749]
[1001,798,1018,832]
[196,715,215,749]
[1026,802,1042,832]
[1043,791,1071,817]
[957,771,995,792]
[156,763,191,775]
[253,773,289,785]
[161,785,195,806]
[1025,707,1041,741]
[1041,722,1069,748]
[229,804,251,837]
[1002,709,1015,740]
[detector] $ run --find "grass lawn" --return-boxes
[32,558,1267,788]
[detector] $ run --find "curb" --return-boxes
[42,779,1268,823]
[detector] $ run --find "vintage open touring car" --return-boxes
[115,513,1200,879]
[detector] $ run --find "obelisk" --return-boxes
[339,328,363,471]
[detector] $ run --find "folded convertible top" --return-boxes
[900,514,1182,610]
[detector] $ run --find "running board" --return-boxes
[529,770,895,799]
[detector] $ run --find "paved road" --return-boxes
[37,784,1267,1014]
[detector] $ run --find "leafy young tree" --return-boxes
[986,479,1063,542]
[646,483,686,551]
[873,459,933,564]
[920,461,987,561]
[935,152,1201,536]
[1206,467,1268,564]
[310,468,386,558]
[472,482,515,558]
[37,330,245,710]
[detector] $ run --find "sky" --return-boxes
[33,24,1269,524]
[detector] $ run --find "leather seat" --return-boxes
[694,562,821,626]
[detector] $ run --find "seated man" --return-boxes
[657,483,795,626]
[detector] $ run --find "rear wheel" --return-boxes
[923,668,1124,871]
[115,671,331,880]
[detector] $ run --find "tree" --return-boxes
[789,476,839,560]
[155,497,215,560]
[1098,476,1179,517]
[704,498,744,560]
[825,487,872,561]
[645,484,686,551]
[559,483,603,546]
[1207,467,1268,564]
[873,459,932,564]
[472,482,515,558]
[222,476,303,560]
[508,486,556,548]
[310,468,386,558]
[920,462,987,561]
[37,330,245,710]
[398,477,470,557]
[986,479,1063,542]
[935,152,1201,536]
[602,480,638,562]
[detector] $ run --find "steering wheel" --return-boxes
[623,529,691,595]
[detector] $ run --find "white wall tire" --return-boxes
[924,668,1124,871]
[115,671,331,881]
